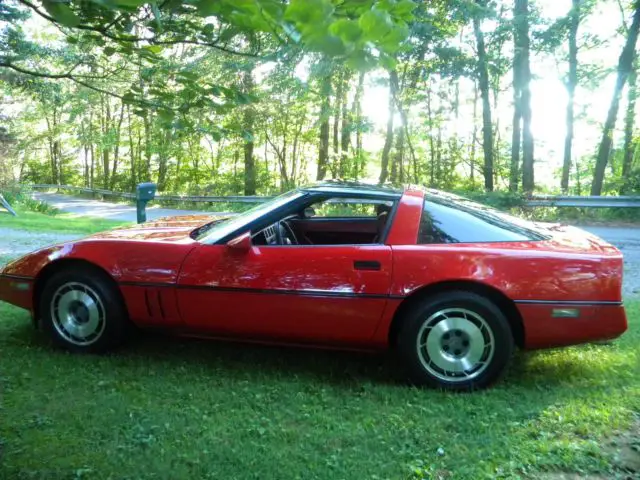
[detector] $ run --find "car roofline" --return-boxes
[299,181,403,199]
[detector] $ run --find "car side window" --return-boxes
[418,199,539,244]
[309,198,392,218]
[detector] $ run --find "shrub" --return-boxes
[0,184,59,215]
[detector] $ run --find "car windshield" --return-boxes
[195,189,305,243]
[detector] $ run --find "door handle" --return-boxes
[354,260,381,271]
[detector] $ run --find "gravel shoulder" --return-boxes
[0,227,80,259]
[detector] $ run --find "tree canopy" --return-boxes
[1,0,640,197]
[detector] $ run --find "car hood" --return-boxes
[83,214,233,243]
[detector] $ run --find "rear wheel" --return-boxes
[396,291,514,391]
[39,267,129,353]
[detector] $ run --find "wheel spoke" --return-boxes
[50,282,106,347]
[416,307,496,384]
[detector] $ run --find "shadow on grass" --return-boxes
[8,318,614,393]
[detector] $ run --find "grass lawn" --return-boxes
[0,207,638,478]
[0,301,637,479]
[0,209,127,234]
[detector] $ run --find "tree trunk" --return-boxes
[592,2,640,195]
[473,4,494,191]
[515,0,535,193]
[143,112,152,179]
[292,117,305,184]
[622,66,637,193]
[89,138,95,188]
[470,80,478,187]
[333,70,342,176]
[110,102,125,189]
[44,114,58,185]
[233,148,239,188]
[83,144,90,186]
[80,118,89,186]
[157,130,170,190]
[510,36,522,193]
[561,0,580,193]
[317,66,332,181]
[391,128,403,184]
[379,69,397,184]
[354,71,365,178]
[340,71,351,178]
[242,68,256,195]
[127,106,137,191]
[426,85,436,186]
[436,123,443,185]
[101,96,111,189]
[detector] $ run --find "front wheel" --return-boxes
[396,291,514,391]
[40,267,129,353]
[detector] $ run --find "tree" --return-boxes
[621,63,637,193]
[317,61,332,181]
[514,0,535,193]
[618,0,639,194]
[561,0,580,193]
[473,0,494,191]
[4,0,417,111]
[592,0,640,195]
[379,69,397,185]
[242,68,256,195]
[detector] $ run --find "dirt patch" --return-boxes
[536,474,609,480]
[537,418,640,479]
[603,419,640,476]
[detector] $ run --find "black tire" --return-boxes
[395,291,514,391]
[39,266,130,353]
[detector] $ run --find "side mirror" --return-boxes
[304,207,316,218]
[226,231,252,252]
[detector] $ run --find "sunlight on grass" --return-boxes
[0,302,637,479]
[0,209,128,234]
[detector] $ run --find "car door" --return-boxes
[176,243,392,345]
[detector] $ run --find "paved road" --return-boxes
[580,226,640,297]
[32,192,212,222]
[27,191,640,297]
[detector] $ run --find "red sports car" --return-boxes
[0,182,628,390]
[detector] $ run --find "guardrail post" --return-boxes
[0,194,17,216]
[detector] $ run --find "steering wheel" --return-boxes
[276,220,298,245]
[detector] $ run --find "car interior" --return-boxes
[252,198,395,246]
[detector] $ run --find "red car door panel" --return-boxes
[176,244,392,344]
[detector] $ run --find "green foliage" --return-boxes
[0,185,59,215]
[460,190,527,210]
[1,0,638,199]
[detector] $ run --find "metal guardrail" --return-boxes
[31,184,267,203]
[30,184,640,208]
[524,195,640,208]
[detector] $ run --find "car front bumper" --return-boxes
[0,273,34,311]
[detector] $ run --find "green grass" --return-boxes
[0,303,637,479]
[0,209,127,234]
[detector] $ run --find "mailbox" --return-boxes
[136,182,157,223]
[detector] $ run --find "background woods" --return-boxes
[1,0,640,196]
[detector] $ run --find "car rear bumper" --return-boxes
[517,301,628,349]
[0,274,34,311]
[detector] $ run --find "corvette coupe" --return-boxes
[0,182,628,390]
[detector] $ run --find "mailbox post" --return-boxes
[136,182,157,224]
